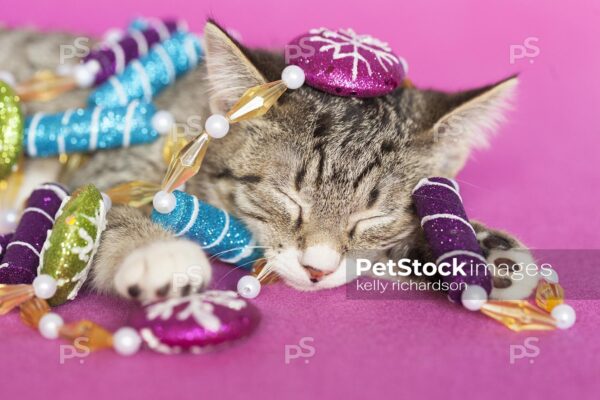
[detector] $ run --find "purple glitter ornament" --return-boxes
[0,232,13,262]
[84,19,183,86]
[129,291,260,354]
[412,177,492,302]
[287,28,406,97]
[0,183,68,284]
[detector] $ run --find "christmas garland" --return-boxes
[0,23,575,359]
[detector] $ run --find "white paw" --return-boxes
[114,239,212,302]
[487,247,539,300]
[478,231,539,300]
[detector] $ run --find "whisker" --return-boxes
[208,245,272,261]
[454,178,490,192]
[213,263,256,287]
[212,254,277,287]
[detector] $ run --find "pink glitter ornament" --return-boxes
[287,28,406,97]
[129,291,260,354]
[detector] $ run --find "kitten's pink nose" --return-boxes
[304,266,328,282]
[301,245,341,282]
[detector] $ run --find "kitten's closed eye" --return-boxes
[234,186,305,229]
[348,213,396,239]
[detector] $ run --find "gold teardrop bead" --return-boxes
[59,320,114,351]
[161,133,210,192]
[226,81,287,124]
[480,300,557,331]
[19,297,51,329]
[105,180,161,208]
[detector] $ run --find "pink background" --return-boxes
[1,0,599,399]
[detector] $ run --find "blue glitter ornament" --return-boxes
[88,32,203,108]
[151,191,262,269]
[23,101,170,157]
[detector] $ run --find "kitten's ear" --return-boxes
[418,76,518,176]
[203,20,267,113]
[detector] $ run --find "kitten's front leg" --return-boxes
[92,206,212,302]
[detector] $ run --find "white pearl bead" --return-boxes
[551,304,576,329]
[73,63,95,88]
[205,114,230,139]
[86,59,101,75]
[101,192,112,211]
[39,313,64,339]
[33,274,58,299]
[0,70,16,86]
[0,208,19,233]
[543,268,559,284]
[151,110,175,135]
[237,275,261,299]
[461,285,488,311]
[281,65,305,89]
[152,191,177,214]
[113,327,142,356]
[103,28,124,43]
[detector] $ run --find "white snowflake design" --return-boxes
[308,28,401,81]
[145,291,247,332]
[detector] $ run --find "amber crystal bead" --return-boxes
[161,133,210,192]
[480,300,557,331]
[251,259,279,285]
[19,297,50,329]
[0,284,34,315]
[535,280,565,312]
[59,320,114,351]
[106,180,161,208]
[226,81,287,123]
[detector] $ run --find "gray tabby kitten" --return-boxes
[0,21,538,302]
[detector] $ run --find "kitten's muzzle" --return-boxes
[300,244,342,283]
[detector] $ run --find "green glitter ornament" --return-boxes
[0,81,23,180]
[38,184,107,306]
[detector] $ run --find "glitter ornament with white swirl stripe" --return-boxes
[11,19,189,101]
[0,81,23,179]
[0,183,68,284]
[38,184,107,306]
[83,18,185,86]
[0,232,13,261]
[89,32,202,108]
[23,101,167,157]
[412,177,492,302]
[151,191,262,268]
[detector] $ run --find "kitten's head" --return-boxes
[200,21,517,290]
